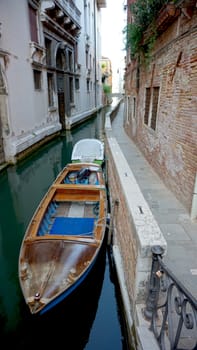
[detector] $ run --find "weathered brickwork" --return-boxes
[105,131,167,315]
[106,140,138,308]
[125,4,197,214]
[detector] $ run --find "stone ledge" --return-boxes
[136,326,160,350]
[106,135,167,258]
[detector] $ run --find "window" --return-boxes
[132,97,136,119]
[45,38,52,66]
[89,54,92,70]
[151,87,159,130]
[56,49,65,70]
[125,95,130,124]
[68,50,73,72]
[86,47,89,69]
[47,73,54,107]
[28,5,38,43]
[144,88,151,125]
[84,0,87,34]
[86,79,90,92]
[144,87,159,131]
[69,77,74,103]
[74,43,78,69]
[33,70,42,90]
[75,78,80,90]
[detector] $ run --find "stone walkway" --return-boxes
[111,100,197,299]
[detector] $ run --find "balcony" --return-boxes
[41,0,81,39]
[29,42,45,65]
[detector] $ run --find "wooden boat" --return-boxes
[18,162,107,315]
[71,138,104,165]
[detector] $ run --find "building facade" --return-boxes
[124,0,197,219]
[100,56,112,104]
[0,0,106,164]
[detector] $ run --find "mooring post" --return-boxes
[144,245,164,320]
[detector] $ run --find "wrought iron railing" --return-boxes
[144,246,197,350]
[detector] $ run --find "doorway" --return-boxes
[56,47,67,129]
[57,73,66,129]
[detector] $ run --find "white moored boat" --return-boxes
[71,138,104,165]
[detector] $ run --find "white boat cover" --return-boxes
[71,138,104,163]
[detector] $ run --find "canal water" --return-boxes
[0,108,129,349]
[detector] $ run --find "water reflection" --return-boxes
[0,108,126,349]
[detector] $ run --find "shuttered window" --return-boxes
[151,87,160,130]
[144,88,151,125]
[28,5,38,43]
[144,86,160,131]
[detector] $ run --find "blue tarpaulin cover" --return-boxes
[49,217,95,236]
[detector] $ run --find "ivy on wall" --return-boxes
[124,0,167,60]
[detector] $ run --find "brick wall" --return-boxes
[105,130,167,310]
[125,5,197,214]
[106,139,137,308]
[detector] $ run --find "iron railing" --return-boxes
[144,246,197,350]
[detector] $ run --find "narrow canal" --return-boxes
[0,106,129,349]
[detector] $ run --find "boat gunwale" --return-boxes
[23,236,100,245]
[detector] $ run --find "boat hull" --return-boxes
[18,162,107,315]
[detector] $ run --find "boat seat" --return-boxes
[68,202,84,217]
[49,217,95,236]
